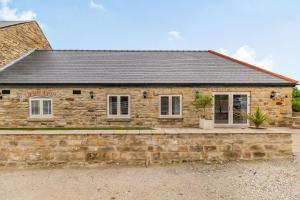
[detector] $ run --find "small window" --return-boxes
[159,95,182,118]
[73,90,81,95]
[2,90,10,95]
[29,97,53,118]
[107,95,130,118]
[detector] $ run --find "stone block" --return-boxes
[253,152,266,158]
[204,146,217,152]
[189,145,203,152]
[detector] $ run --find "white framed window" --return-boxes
[29,97,53,118]
[107,95,130,118]
[159,95,182,118]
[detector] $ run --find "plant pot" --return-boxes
[199,118,214,129]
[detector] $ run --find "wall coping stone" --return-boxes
[0,127,297,135]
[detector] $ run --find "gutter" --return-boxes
[0,83,295,87]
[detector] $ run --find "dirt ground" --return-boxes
[0,159,299,200]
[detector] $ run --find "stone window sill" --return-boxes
[158,116,183,119]
[106,118,131,122]
[27,118,55,122]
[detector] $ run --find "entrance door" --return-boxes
[214,94,229,124]
[213,93,249,126]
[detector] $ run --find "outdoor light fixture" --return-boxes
[90,91,94,99]
[270,91,277,99]
[143,91,148,98]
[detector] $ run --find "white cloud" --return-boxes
[168,31,182,41]
[219,46,274,71]
[1,0,11,6]
[0,0,36,20]
[90,0,107,12]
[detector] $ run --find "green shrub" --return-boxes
[247,107,268,128]
[293,87,300,98]
[292,100,300,112]
[292,87,300,112]
[193,92,212,119]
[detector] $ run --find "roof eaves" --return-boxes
[0,49,36,73]
[208,50,298,85]
[0,82,295,86]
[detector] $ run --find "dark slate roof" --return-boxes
[0,21,31,29]
[0,50,297,85]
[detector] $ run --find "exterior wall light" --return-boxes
[90,91,94,99]
[143,91,148,99]
[270,91,277,99]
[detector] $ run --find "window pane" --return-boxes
[233,95,248,124]
[172,96,181,115]
[109,96,118,115]
[160,96,169,115]
[214,95,229,124]
[120,96,129,115]
[31,100,40,115]
[43,100,52,115]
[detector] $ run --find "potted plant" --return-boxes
[247,107,268,129]
[193,92,213,129]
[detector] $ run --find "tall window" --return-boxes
[107,95,130,118]
[159,95,182,117]
[29,97,53,118]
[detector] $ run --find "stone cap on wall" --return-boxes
[0,127,296,135]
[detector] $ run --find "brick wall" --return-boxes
[0,21,51,67]
[0,132,293,168]
[0,86,292,128]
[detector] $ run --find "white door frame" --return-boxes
[212,92,250,127]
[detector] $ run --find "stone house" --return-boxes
[0,49,297,128]
[0,21,297,128]
[0,21,51,67]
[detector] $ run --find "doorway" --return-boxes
[213,92,250,126]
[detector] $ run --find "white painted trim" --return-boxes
[159,95,182,118]
[212,92,250,126]
[0,49,36,72]
[29,97,53,119]
[107,95,131,118]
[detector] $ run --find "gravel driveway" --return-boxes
[0,159,299,200]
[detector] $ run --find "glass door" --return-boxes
[232,94,248,124]
[214,93,249,126]
[214,94,229,124]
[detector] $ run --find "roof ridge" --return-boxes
[208,50,298,84]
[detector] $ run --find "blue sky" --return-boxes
[0,0,300,83]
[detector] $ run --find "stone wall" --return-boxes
[0,132,293,168]
[0,86,292,128]
[0,21,51,67]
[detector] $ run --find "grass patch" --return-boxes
[0,127,153,131]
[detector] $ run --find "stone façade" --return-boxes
[0,85,292,128]
[0,21,51,67]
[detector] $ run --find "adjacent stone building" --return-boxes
[0,21,51,67]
